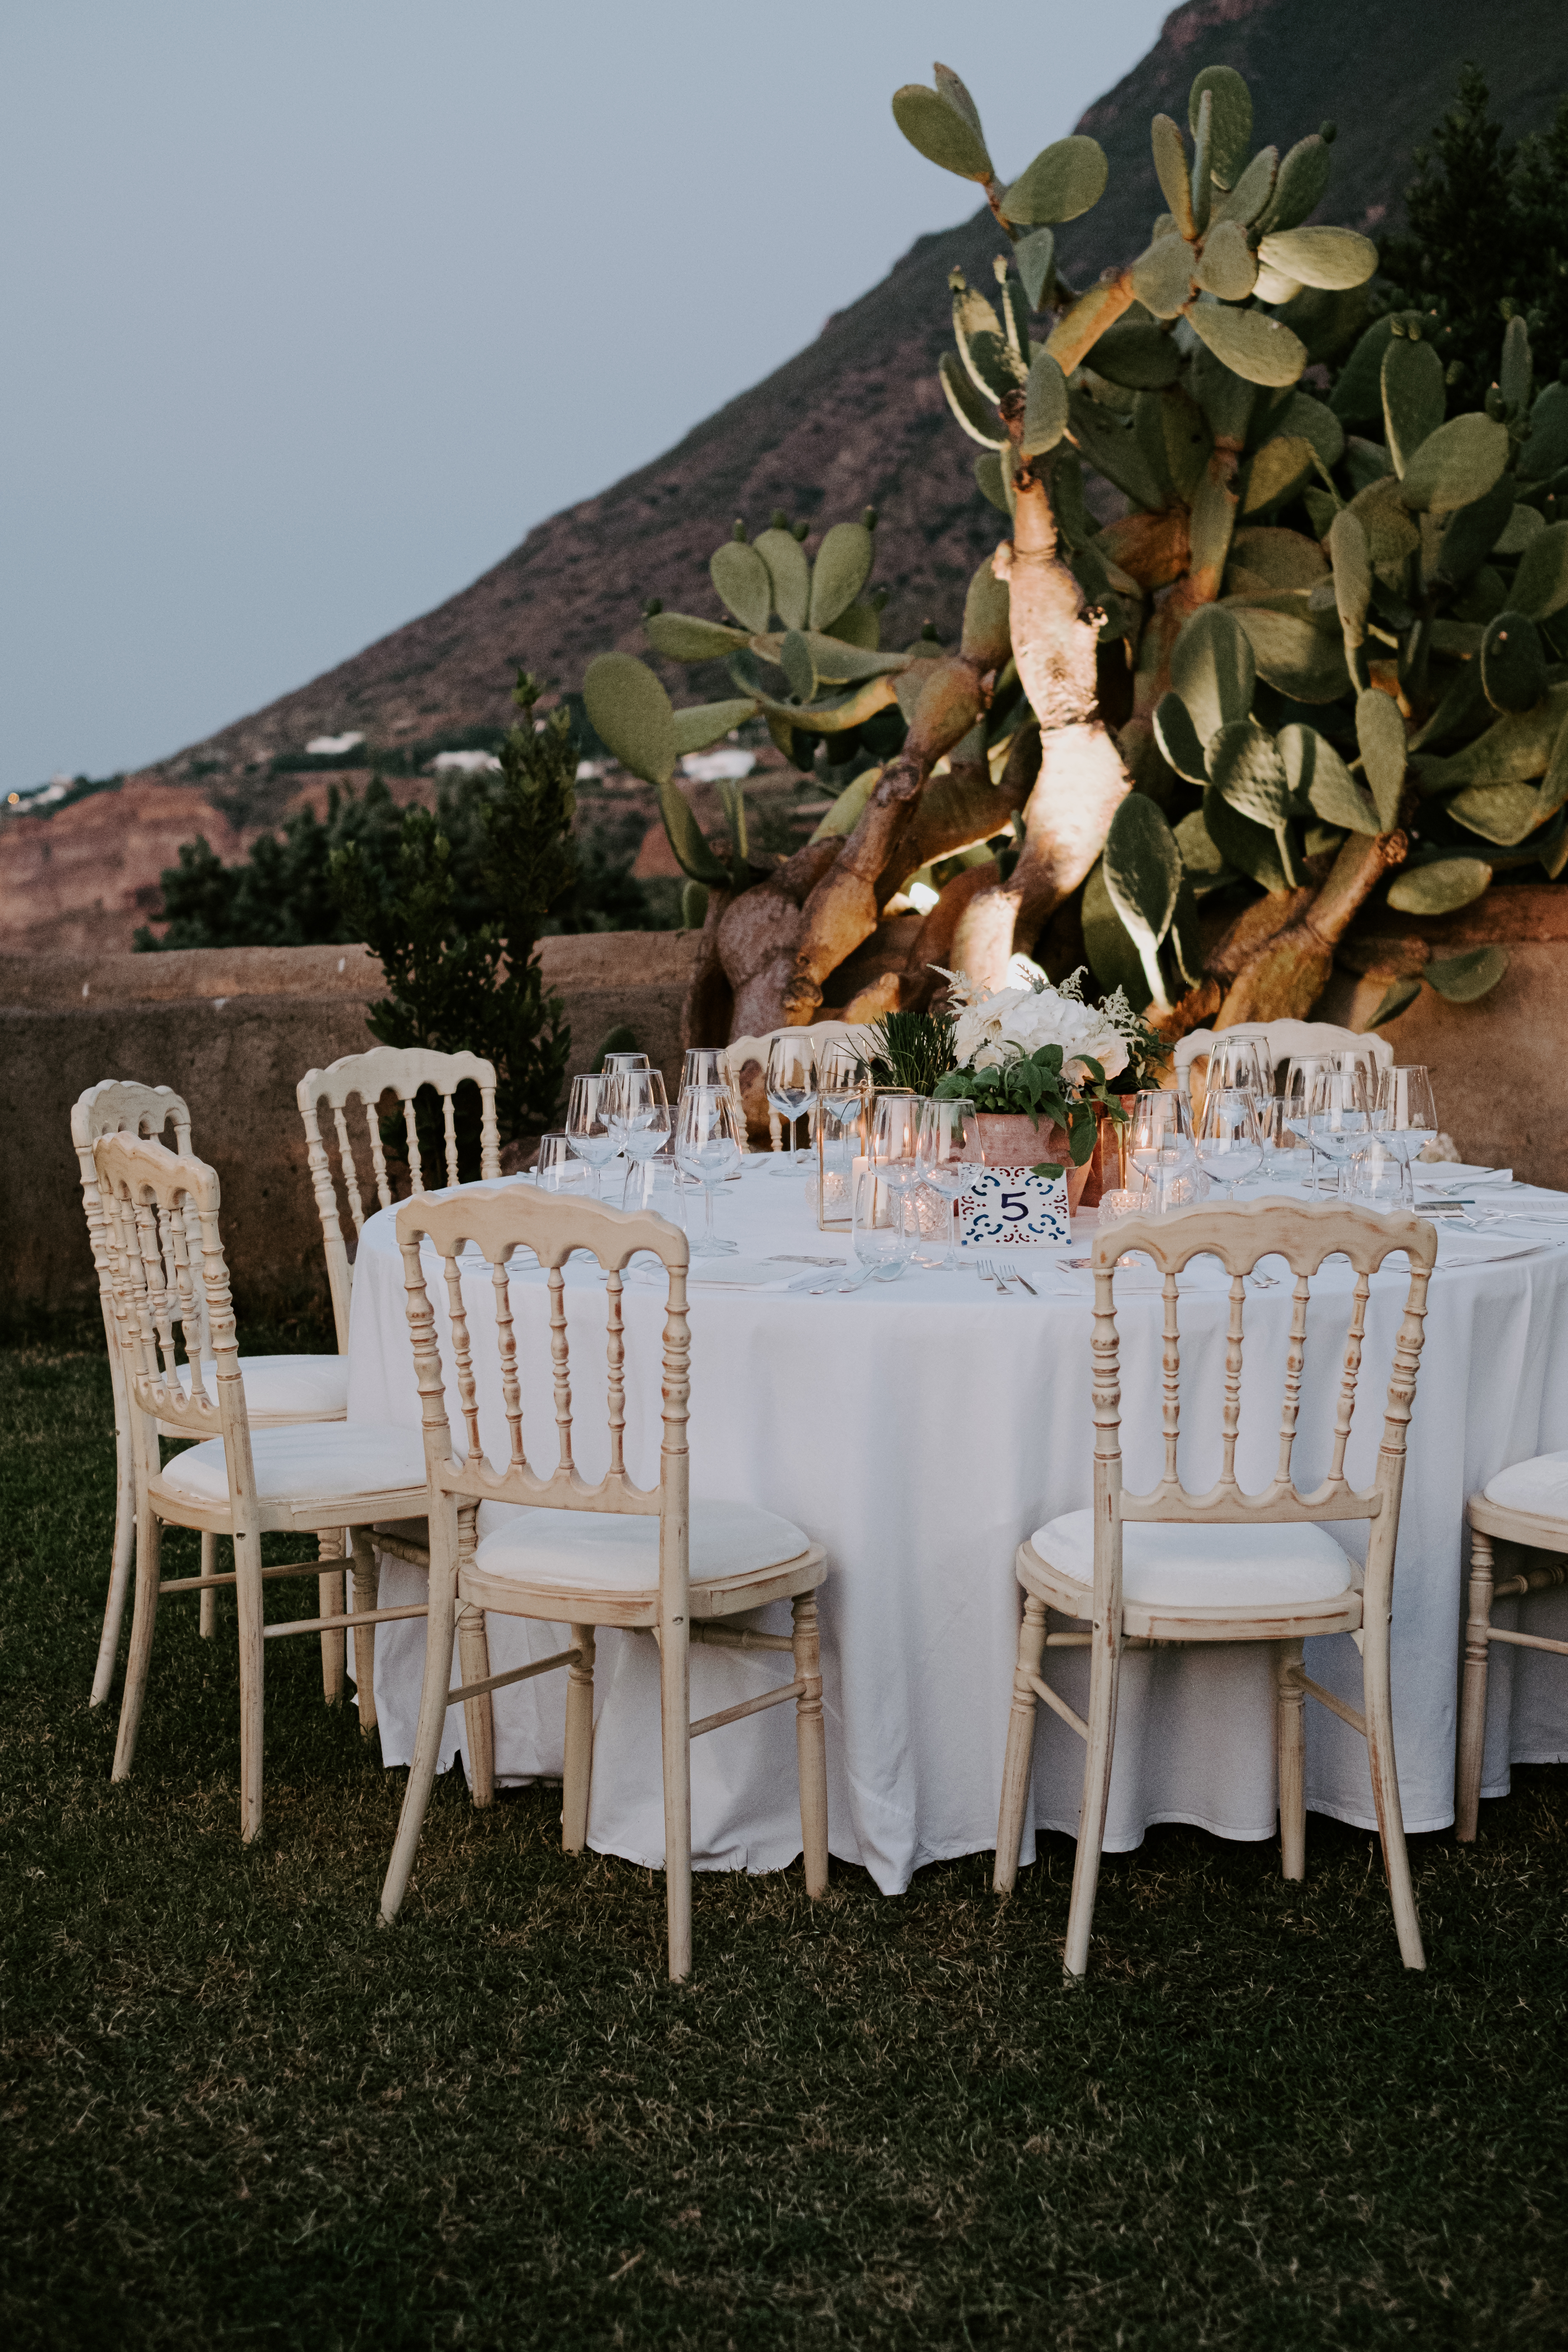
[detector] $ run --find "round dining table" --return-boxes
[343,1155,1568,1893]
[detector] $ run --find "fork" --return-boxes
[974,1255,1017,1297]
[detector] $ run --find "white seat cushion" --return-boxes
[1029,1511,1354,1609]
[472,1498,811,1597]
[176,1354,349,1420]
[158,1422,427,1507]
[1483,1450,1568,1519]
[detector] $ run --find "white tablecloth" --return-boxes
[343,1161,1568,1893]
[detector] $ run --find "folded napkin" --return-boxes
[1416,1164,1513,1190]
[1430,1227,1562,1270]
[625,1254,805,1293]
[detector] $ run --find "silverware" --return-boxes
[974,1256,1015,1297]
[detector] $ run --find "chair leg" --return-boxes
[234,1523,267,1843]
[562,1624,596,1854]
[1063,1621,1123,1983]
[92,1415,138,1706]
[994,1594,1047,1894]
[1361,1605,1426,1971]
[457,1604,495,1807]
[348,1528,380,1737]
[1456,1523,1494,1843]
[792,1594,828,1899]
[1277,1638,1307,1881]
[659,1611,692,1983]
[111,1502,162,1781]
[198,1532,218,1639]
[317,1530,346,1705]
[380,1518,460,1924]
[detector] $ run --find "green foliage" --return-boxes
[330,674,577,1144]
[866,1009,956,1095]
[933,1043,1118,1166]
[1370,68,1568,417]
[135,778,407,952]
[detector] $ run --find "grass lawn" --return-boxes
[2,1341,1566,2350]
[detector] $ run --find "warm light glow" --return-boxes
[906,880,939,915]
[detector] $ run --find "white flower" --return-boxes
[949,973,1129,1089]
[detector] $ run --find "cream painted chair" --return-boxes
[1174,1020,1394,1097]
[378,1181,829,1981]
[73,1080,351,1706]
[723,1022,874,1151]
[994,1197,1438,1980]
[94,1129,432,1839]
[1457,1466,1568,1838]
[297,1046,502,1349]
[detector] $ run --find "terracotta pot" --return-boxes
[972,1113,1094,1213]
[1079,1098,1134,1210]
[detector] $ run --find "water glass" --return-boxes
[1346,1136,1407,1209]
[1308,1058,1371,1193]
[870,1092,922,1194]
[674,1084,743,1256]
[1281,1056,1334,1195]
[1126,1089,1195,1213]
[565,1073,618,1197]
[610,1070,671,1206]
[916,1097,979,1273]
[623,1153,689,1231]
[1195,1086,1264,1198]
[817,1038,869,1122]
[851,1161,911,1278]
[535,1132,590,1193]
[765,1034,817,1172]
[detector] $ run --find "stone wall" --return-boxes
[3,932,701,1329]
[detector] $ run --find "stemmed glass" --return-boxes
[916,1097,979,1272]
[610,1069,671,1208]
[674,1085,743,1256]
[870,1092,923,1250]
[1371,1064,1437,1205]
[535,1132,588,1193]
[1281,1056,1332,1195]
[1127,1089,1195,1212]
[1200,1035,1269,1122]
[1195,1086,1264,1199]
[1308,1058,1371,1193]
[565,1073,618,1199]
[682,1048,729,1091]
[765,1035,817,1173]
[817,1038,868,1123]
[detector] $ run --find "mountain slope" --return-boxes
[165,0,1568,778]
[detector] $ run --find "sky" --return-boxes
[0,0,1171,795]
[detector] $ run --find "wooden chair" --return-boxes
[93,1129,432,1838]
[1457,1464,1568,1838]
[73,1080,351,1706]
[723,1022,873,1151]
[378,1181,829,1980]
[994,1198,1438,1979]
[1174,1021,1393,1100]
[297,1046,501,1349]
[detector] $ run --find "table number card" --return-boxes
[957,1162,1070,1249]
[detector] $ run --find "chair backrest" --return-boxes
[724,1022,874,1150]
[91,1130,255,1499]
[72,1081,208,1368]
[1088,1199,1437,1623]
[1174,1021,1393,1094]
[298,1046,502,1348]
[395,1185,691,1615]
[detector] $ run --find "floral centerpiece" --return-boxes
[930,963,1159,1202]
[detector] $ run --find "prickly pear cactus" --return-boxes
[588,55,1567,1043]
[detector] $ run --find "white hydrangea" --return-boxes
[946,968,1130,1087]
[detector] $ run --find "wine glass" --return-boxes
[674,1084,743,1256]
[1126,1089,1195,1213]
[817,1038,868,1119]
[765,1035,817,1173]
[682,1047,729,1091]
[1205,1034,1269,1102]
[534,1132,588,1193]
[1195,1086,1264,1199]
[1307,1057,1371,1193]
[565,1074,618,1199]
[1281,1056,1333,1195]
[916,1097,979,1272]
[613,1070,671,1207]
[1371,1064,1437,1206]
